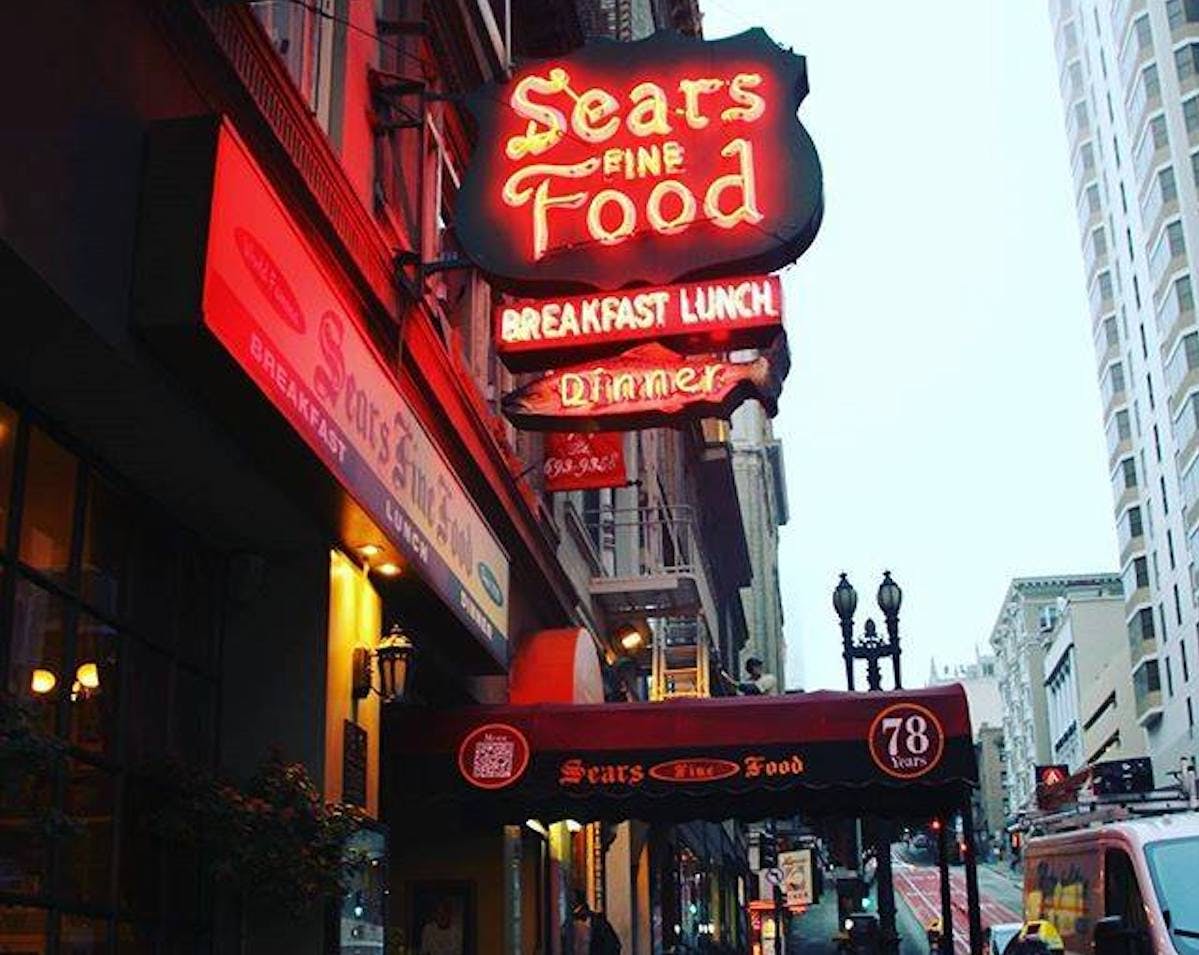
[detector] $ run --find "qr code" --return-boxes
[472,739,515,780]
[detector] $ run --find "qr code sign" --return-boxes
[459,723,530,789]
[473,738,516,780]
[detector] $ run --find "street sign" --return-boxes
[779,848,813,907]
[758,867,784,900]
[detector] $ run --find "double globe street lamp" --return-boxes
[832,570,903,692]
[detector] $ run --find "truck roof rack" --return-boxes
[1010,756,1198,837]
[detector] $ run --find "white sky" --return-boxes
[701,2,1121,690]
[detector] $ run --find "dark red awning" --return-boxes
[388,686,976,824]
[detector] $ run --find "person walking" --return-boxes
[571,894,622,955]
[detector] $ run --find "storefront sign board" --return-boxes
[496,274,783,371]
[456,28,822,294]
[503,340,788,431]
[202,124,510,657]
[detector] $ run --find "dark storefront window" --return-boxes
[0,396,225,953]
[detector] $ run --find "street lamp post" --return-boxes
[832,572,904,954]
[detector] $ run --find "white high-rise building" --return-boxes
[1049,0,1199,771]
[730,401,790,687]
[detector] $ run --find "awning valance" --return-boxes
[389,686,976,823]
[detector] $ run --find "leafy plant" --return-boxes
[0,692,83,839]
[152,752,367,913]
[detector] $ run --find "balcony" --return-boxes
[1119,20,1152,92]
[1135,689,1163,725]
[1158,277,1196,357]
[584,504,714,619]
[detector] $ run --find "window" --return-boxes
[1130,606,1157,643]
[1082,141,1096,173]
[1174,394,1199,449]
[1074,100,1089,133]
[1126,555,1151,596]
[1168,655,1176,696]
[1130,505,1144,538]
[1145,62,1161,101]
[1178,43,1199,83]
[1176,583,1185,627]
[1170,528,1178,569]
[1103,314,1120,349]
[252,1,339,133]
[1187,96,1199,133]
[1163,475,1170,512]
[1086,182,1101,215]
[1093,225,1108,259]
[1142,324,1150,360]
[1123,456,1138,489]
[0,398,224,950]
[1147,372,1156,409]
[1183,637,1191,680]
[1161,166,1179,204]
[1106,848,1152,951]
[1105,361,1128,406]
[1181,275,1196,312]
[1152,220,1187,283]
[1168,0,1199,30]
[1167,332,1199,394]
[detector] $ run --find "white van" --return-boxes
[1022,813,1199,955]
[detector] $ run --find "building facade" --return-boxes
[731,400,789,687]
[989,574,1123,813]
[1048,0,1199,772]
[0,1,763,953]
[1043,590,1148,773]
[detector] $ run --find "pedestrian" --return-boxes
[572,893,622,955]
[738,657,778,695]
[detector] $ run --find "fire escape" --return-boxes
[585,503,718,700]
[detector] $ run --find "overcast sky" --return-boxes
[701,2,1120,690]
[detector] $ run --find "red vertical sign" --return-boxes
[543,432,627,492]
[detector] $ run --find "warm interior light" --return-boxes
[358,544,382,558]
[525,819,548,837]
[565,818,583,833]
[76,662,100,690]
[615,622,644,651]
[376,562,401,577]
[30,669,56,695]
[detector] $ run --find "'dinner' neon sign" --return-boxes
[456,29,823,293]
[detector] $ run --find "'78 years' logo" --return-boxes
[867,702,945,780]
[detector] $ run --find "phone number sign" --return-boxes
[867,702,945,780]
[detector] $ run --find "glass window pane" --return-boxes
[125,640,170,768]
[0,758,52,897]
[176,551,217,672]
[161,840,202,923]
[82,475,131,619]
[171,670,214,765]
[0,402,17,548]
[60,758,116,907]
[69,615,120,756]
[7,578,68,732]
[116,921,156,954]
[0,905,49,953]
[59,912,111,954]
[118,779,160,918]
[125,520,175,648]
[19,426,78,580]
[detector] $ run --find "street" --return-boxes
[892,855,1024,955]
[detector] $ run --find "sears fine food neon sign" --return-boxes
[456,29,823,293]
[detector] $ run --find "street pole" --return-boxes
[874,821,898,955]
[770,818,784,955]
[961,798,983,955]
[937,821,953,955]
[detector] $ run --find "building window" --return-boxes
[1178,43,1199,83]
[1170,528,1178,569]
[1130,505,1144,538]
[1126,555,1151,596]
[1183,636,1191,680]
[1123,456,1139,489]
[252,0,339,132]
[1152,220,1187,284]
[1167,331,1199,394]
[1177,583,1185,627]
[1167,655,1175,696]
[0,397,224,949]
[1131,606,1157,643]
[1163,475,1170,512]
[1175,393,1199,451]
[1168,0,1199,30]
[1187,96,1199,133]
[1160,166,1179,204]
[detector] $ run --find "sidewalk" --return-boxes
[783,882,931,955]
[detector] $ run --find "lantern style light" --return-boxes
[30,668,57,695]
[877,571,902,618]
[376,623,415,703]
[615,622,644,652]
[832,573,857,623]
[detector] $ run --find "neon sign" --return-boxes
[457,29,822,293]
[497,274,782,371]
[502,340,789,431]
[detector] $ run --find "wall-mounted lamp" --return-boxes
[30,668,56,695]
[351,623,416,703]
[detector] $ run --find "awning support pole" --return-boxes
[961,795,984,955]
[875,820,899,954]
[937,819,953,955]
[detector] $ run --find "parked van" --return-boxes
[1022,813,1199,955]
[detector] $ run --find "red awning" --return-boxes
[388,686,976,824]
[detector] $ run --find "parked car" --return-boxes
[986,922,1022,955]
